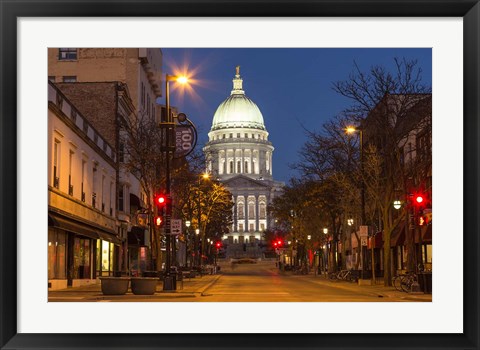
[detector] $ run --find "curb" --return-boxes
[199,274,222,296]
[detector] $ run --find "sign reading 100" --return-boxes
[175,126,196,157]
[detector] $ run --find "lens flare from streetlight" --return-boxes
[202,172,210,180]
[346,126,357,134]
[177,76,189,84]
[164,51,223,119]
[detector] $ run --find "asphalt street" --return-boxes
[48,260,431,302]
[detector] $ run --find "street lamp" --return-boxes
[185,220,191,267]
[393,200,402,210]
[161,73,188,291]
[346,126,365,225]
[323,228,328,274]
[197,172,210,268]
[195,228,200,268]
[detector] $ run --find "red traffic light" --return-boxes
[155,194,167,209]
[412,192,427,207]
[216,242,221,248]
[154,216,163,226]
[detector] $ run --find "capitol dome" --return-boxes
[211,67,266,131]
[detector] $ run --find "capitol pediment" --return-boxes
[223,175,270,189]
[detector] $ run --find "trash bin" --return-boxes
[417,272,432,294]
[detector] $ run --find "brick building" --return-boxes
[48,48,164,284]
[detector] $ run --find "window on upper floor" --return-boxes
[68,150,74,196]
[62,76,77,82]
[58,48,77,60]
[53,140,60,189]
[118,187,124,212]
[81,159,86,202]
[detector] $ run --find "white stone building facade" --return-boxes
[203,68,283,255]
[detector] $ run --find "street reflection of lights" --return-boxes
[393,200,402,210]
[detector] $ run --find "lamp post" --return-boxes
[160,73,188,291]
[346,126,365,225]
[195,228,200,268]
[346,126,366,281]
[323,228,328,275]
[196,172,210,268]
[185,220,191,267]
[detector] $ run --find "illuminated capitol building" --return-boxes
[203,67,284,257]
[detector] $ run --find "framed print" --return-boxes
[1,0,479,349]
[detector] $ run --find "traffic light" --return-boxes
[154,216,163,227]
[155,194,167,208]
[216,242,221,249]
[411,192,427,207]
[273,239,283,248]
[415,195,424,205]
[418,215,424,226]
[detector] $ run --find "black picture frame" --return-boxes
[1,1,478,349]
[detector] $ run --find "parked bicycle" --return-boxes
[328,270,357,282]
[293,266,309,275]
[393,271,418,293]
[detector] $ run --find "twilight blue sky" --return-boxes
[161,48,432,183]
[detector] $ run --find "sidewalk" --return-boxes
[48,274,221,301]
[284,271,432,301]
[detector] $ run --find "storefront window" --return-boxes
[97,240,115,276]
[48,229,66,279]
[73,237,91,279]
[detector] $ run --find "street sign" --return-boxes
[361,237,368,246]
[359,225,369,238]
[170,219,182,235]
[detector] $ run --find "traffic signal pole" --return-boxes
[162,76,175,291]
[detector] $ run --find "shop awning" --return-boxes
[49,212,122,245]
[97,231,123,245]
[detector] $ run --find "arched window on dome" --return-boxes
[244,161,248,173]
[237,161,241,173]
[229,161,233,174]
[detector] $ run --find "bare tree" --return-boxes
[333,58,431,285]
